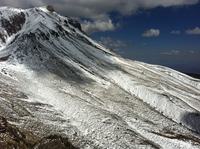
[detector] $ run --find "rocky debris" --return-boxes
[0,116,32,149]
[0,116,77,149]
[0,117,7,133]
[33,135,78,149]
[0,81,28,100]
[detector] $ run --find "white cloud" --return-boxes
[97,36,126,53]
[81,19,118,34]
[98,37,126,48]
[189,50,194,54]
[142,29,160,37]
[185,27,200,35]
[171,30,181,34]
[160,50,180,55]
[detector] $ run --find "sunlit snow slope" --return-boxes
[0,6,200,149]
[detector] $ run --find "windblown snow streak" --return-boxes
[0,6,200,149]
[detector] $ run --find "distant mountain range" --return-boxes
[0,6,200,149]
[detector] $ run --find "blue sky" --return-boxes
[91,3,200,73]
[0,0,200,73]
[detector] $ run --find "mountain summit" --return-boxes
[0,6,200,149]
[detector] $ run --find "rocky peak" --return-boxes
[0,6,84,47]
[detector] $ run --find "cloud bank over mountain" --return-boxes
[0,0,198,33]
[0,0,198,18]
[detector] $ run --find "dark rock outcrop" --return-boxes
[0,116,77,149]
[1,12,25,36]
[46,5,55,12]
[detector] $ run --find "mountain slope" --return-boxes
[0,6,200,149]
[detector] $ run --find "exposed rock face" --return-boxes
[0,12,25,36]
[46,5,55,12]
[0,6,200,149]
[68,18,82,31]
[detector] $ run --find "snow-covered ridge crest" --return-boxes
[0,6,200,149]
[0,6,86,52]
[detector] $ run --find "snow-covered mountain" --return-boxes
[0,6,200,149]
